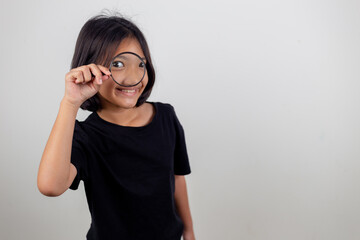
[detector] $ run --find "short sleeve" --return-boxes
[69,120,88,190]
[172,106,191,175]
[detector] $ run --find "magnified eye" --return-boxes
[112,61,124,68]
[139,62,145,68]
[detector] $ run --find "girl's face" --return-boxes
[97,37,148,110]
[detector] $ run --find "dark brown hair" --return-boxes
[70,11,156,111]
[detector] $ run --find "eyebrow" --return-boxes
[116,55,147,62]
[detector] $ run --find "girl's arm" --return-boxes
[37,64,109,197]
[37,98,80,196]
[174,175,196,239]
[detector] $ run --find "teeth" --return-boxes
[121,89,135,93]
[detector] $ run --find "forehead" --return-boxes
[113,38,145,58]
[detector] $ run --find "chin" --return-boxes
[117,98,139,109]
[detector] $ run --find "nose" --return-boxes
[121,64,144,86]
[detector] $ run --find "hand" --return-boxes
[63,63,111,107]
[183,228,196,240]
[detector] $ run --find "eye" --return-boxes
[112,61,124,68]
[139,62,145,68]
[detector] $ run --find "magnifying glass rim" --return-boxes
[109,51,147,88]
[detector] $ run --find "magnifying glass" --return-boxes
[109,51,146,87]
[91,51,147,87]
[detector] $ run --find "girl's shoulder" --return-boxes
[152,101,178,121]
[153,101,175,113]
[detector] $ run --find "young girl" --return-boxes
[37,12,195,240]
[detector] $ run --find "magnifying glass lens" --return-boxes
[110,52,146,87]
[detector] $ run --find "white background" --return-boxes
[1,0,360,239]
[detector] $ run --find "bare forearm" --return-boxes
[37,98,79,196]
[174,175,194,231]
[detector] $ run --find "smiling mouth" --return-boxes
[115,86,140,91]
[115,87,140,96]
[118,89,136,93]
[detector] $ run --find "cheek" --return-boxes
[141,75,149,89]
[98,80,114,94]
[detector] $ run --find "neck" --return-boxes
[97,97,141,126]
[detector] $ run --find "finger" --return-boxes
[81,66,92,83]
[97,65,112,76]
[88,64,104,84]
[73,70,84,84]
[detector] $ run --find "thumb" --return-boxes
[102,75,110,81]
[96,75,109,85]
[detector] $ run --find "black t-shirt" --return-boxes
[69,101,191,240]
